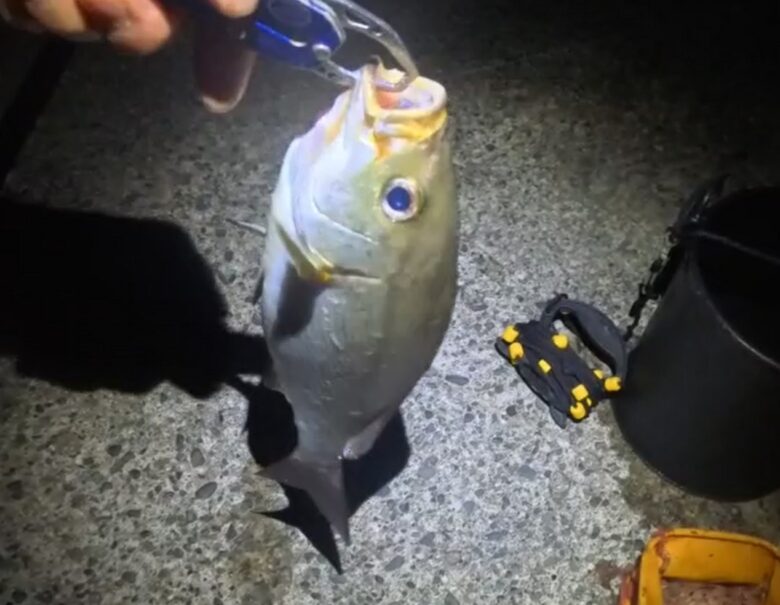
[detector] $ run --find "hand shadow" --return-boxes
[0,195,411,571]
[0,195,269,396]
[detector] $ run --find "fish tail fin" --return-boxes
[262,453,351,544]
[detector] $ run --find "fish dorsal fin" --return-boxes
[227,218,266,236]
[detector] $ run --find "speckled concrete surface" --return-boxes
[2,1,780,604]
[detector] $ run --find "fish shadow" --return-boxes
[232,376,411,573]
[0,194,411,570]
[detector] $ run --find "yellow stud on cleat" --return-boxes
[552,333,569,349]
[593,369,605,380]
[502,325,520,344]
[538,359,552,374]
[571,384,589,401]
[569,402,587,421]
[604,377,623,393]
[508,342,525,363]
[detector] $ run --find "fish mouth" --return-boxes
[325,62,448,150]
[274,219,380,284]
[362,63,448,141]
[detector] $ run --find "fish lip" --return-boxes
[321,64,448,147]
[361,64,448,141]
[364,64,447,121]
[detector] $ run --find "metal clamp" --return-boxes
[174,0,419,91]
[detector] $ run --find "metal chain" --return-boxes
[622,175,730,342]
[622,226,780,342]
[623,253,670,341]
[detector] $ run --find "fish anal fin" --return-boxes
[262,453,350,544]
[343,409,396,461]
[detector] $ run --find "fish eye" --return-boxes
[381,178,421,222]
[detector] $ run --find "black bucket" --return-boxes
[614,187,780,501]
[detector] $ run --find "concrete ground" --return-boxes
[2,1,780,603]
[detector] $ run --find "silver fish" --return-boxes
[255,63,458,542]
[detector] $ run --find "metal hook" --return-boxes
[322,0,419,92]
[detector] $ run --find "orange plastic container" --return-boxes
[619,529,780,605]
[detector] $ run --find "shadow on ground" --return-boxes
[0,195,410,570]
[0,195,269,396]
[600,405,780,545]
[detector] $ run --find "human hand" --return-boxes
[0,0,260,112]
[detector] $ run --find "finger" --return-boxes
[21,0,89,35]
[0,0,45,32]
[98,0,178,54]
[76,0,132,33]
[78,0,184,42]
[204,0,257,18]
[193,19,257,113]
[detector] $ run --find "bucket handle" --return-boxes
[626,175,780,340]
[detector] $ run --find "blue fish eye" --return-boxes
[387,186,412,212]
[382,179,420,222]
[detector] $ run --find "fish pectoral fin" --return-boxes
[275,221,333,285]
[272,263,327,340]
[261,453,351,544]
[342,409,396,461]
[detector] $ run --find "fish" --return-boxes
[252,62,458,542]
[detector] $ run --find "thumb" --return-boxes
[193,18,257,113]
